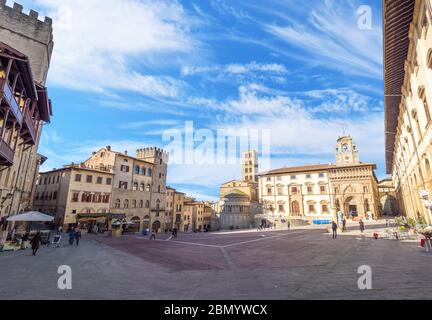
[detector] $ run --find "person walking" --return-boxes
[68,230,75,246]
[172,227,178,239]
[331,221,338,239]
[58,225,63,234]
[30,231,41,256]
[342,218,347,232]
[75,229,82,246]
[287,220,291,230]
[359,219,365,233]
[150,229,156,240]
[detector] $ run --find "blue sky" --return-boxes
[15,0,385,201]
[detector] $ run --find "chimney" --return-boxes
[124,151,128,156]
[92,152,96,155]
[106,146,111,151]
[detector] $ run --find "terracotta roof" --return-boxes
[260,164,335,176]
[259,162,377,176]
[383,0,416,173]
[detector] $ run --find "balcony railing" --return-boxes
[0,138,14,166]
[22,110,36,145]
[0,79,23,126]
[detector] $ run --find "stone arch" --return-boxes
[152,220,161,232]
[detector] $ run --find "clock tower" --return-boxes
[335,135,359,165]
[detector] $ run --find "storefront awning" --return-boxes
[77,213,126,220]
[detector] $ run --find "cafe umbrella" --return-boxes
[6,211,55,222]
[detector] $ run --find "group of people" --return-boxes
[68,228,82,246]
[331,218,365,239]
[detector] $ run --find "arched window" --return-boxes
[146,184,151,192]
[156,199,160,210]
[115,199,120,209]
[147,169,152,177]
[141,167,146,175]
[133,182,138,191]
[139,200,144,208]
[145,200,150,208]
[140,183,144,191]
[124,199,129,209]
[364,199,370,212]
[132,200,137,208]
[134,165,140,174]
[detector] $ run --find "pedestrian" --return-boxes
[75,229,81,246]
[342,218,347,232]
[68,230,75,246]
[172,227,178,239]
[359,219,365,233]
[287,220,291,230]
[150,229,156,240]
[58,225,63,234]
[30,231,41,256]
[331,221,338,239]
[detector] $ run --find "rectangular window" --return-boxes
[97,177,103,184]
[307,186,313,194]
[277,187,283,195]
[306,174,312,179]
[278,204,284,212]
[322,205,329,213]
[75,174,82,182]
[119,181,128,189]
[320,186,326,194]
[319,173,325,178]
[290,175,296,180]
[292,187,298,195]
[106,178,112,185]
[72,193,79,202]
[267,188,272,195]
[308,205,315,213]
[86,175,93,183]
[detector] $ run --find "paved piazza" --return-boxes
[1,221,432,300]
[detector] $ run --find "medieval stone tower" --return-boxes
[242,150,258,183]
[136,147,169,215]
[0,1,53,215]
[335,135,360,166]
[0,1,54,85]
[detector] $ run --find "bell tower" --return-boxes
[335,135,359,165]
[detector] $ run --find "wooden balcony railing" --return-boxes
[0,138,14,166]
[0,79,23,126]
[22,110,36,145]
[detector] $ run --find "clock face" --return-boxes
[342,144,349,153]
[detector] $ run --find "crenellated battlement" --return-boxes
[0,1,53,31]
[136,147,169,164]
[0,1,54,84]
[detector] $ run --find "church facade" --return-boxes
[258,136,380,223]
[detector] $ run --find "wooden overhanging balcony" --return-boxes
[0,78,23,126]
[0,138,14,166]
[0,42,53,166]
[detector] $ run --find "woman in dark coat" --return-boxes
[30,231,41,256]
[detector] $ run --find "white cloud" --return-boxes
[181,62,287,77]
[264,0,382,78]
[34,0,198,97]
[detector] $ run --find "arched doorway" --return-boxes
[291,201,300,216]
[152,220,161,233]
[344,196,358,217]
[142,215,150,230]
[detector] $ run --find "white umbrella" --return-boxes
[6,211,54,222]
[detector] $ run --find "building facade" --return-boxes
[383,0,432,223]
[259,136,380,224]
[34,146,168,232]
[0,2,53,230]
[33,165,113,226]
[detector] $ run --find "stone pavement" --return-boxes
[1,222,432,300]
